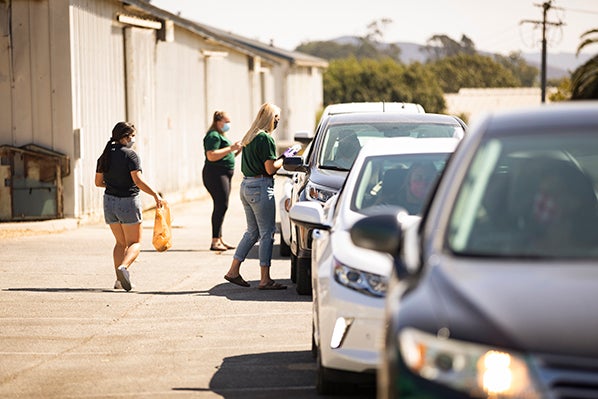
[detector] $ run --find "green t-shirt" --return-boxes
[241,131,277,177]
[203,130,235,170]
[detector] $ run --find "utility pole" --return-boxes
[520,1,564,103]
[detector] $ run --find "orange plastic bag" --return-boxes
[152,202,172,252]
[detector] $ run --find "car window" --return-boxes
[318,122,463,170]
[350,153,451,215]
[447,133,598,258]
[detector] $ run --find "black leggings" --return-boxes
[202,163,234,238]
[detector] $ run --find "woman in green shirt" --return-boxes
[224,103,298,290]
[203,111,241,251]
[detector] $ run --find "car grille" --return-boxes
[535,353,598,399]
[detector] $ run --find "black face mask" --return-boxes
[273,120,279,130]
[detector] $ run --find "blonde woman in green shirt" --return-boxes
[224,103,299,290]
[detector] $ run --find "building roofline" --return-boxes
[121,1,327,68]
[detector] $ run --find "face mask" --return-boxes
[410,180,428,200]
[126,137,135,148]
[273,120,279,130]
[222,123,231,133]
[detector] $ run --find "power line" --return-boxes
[520,1,565,103]
[562,7,598,15]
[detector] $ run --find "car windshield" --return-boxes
[447,132,598,258]
[350,153,451,215]
[318,122,462,170]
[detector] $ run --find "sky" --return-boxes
[150,0,597,56]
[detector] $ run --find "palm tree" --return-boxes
[571,29,598,100]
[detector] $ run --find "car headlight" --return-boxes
[333,258,387,297]
[399,328,541,398]
[305,182,336,203]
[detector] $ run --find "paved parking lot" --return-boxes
[0,176,375,398]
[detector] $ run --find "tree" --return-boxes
[571,29,598,100]
[423,34,476,60]
[494,52,539,87]
[548,77,571,102]
[365,18,393,42]
[296,19,400,61]
[323,58,445,112]
[429,53,520,93]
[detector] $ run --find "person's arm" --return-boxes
[206,141,242,162]
[264,158,284,175]
[95,172,106,188]
[131,170,163,207]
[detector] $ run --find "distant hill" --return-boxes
[330,36,592,80]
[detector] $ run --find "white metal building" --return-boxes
[0,0,327,222]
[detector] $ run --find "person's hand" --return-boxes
[283,144,301,158]
[155,194,164,208]
[231,142,242,152]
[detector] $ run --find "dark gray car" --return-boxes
[351,101,598,399]
[284,111,466,295]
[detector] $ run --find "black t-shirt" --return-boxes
[96,144,141,197]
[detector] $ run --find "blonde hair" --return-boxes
[240,103,281,146]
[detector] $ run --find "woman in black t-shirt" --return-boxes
[95,122,162,291]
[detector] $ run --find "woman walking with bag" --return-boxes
[95,122,162,291]
[203,111,242,251]
[224,103,299,290]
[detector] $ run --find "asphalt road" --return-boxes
[0,176,375,398]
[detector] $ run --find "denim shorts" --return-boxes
[103,194,142,224]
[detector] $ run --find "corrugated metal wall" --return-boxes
[71,0,128,219]
[153,27,206,201]
[0,0,75,216]
[1,0,327,222]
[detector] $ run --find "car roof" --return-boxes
[475,101,598,137]
[326,112,463,125]
[322,102,425,116]
[357,137,460,158]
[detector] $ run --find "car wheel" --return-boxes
[290,253,297,283]
[295,257,311,295]
[279,233,291,257]
[316,348,343,395]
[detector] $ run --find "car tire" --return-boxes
[316,348,343,395]
[279,233,291,257]
[295,256,311,295]
[290,253,297,283]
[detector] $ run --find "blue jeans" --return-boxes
[233,176,276,267]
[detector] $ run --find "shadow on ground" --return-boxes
[171,350,375,399]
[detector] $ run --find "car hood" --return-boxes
[425,257,598,357]
[309,166,348,190]
[330,230,393,277]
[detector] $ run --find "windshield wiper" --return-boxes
[320,165,350,171]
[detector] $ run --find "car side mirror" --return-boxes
[289,202,330,231]
[283,156,308,173]
[350,214,402,255]
[350,212,413,279]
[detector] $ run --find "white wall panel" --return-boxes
[154,27,206,200]
[71,0,127,219]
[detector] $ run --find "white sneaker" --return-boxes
[116,266,132,291]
